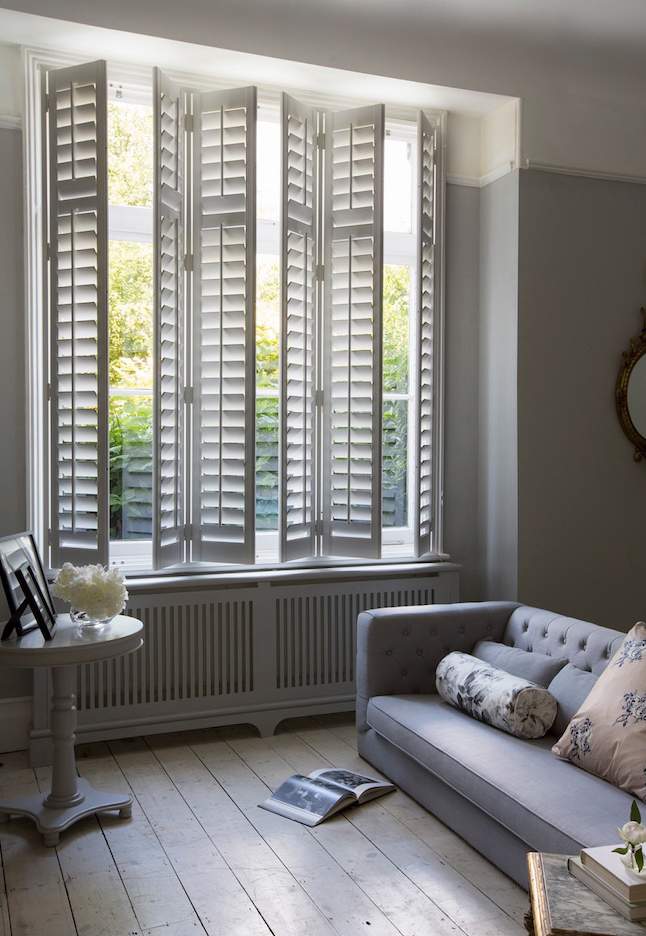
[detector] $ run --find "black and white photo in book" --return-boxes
[259,768,395,826]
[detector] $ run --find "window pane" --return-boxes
[109,240,153,390]
[108,100,153,207]
[383,264,410,394]
[256,396,279,531]
[383,399,408,528]
[384,136,413,233]
[257,255,280,392]
[109,394,153,540]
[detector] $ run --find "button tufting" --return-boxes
[401,669,408,677]
[385,649,393,656]
[402,628,410,637]
[416,648,423,656]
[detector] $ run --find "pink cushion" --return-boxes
[552,622,646,800]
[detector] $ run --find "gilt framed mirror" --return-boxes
[616,308,646,462]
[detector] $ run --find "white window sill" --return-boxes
[124,555,457,594]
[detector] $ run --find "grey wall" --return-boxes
[443,183,481,599]
[518,170,646,629]
[0,127,30,700]
[0,127,26,538]
[478,171,519,600]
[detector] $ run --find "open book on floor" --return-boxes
[259,769,395,826]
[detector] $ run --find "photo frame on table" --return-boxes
[0,533,56,641]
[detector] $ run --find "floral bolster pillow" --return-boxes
[435,652,557,739]
[552,622,646,800]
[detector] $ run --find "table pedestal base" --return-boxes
[0,777,132,846]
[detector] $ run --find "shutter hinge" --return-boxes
[45,243,52,261]
[46,383,52,401]
[315,263,324,282]
[184,114,194,133]
[314,518,324,536]
[316,131,325,149]
[314,389,324,407]
[44,91,51,113]
[184,253,194,272]
[184,522,193,540]
[183,386,194,404]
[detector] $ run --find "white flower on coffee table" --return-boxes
[614,801,646,872]
[52,563,128,622]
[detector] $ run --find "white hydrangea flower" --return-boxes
[52,563,128,620]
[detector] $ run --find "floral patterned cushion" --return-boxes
[552,622,646,800]
[435,651,557,739]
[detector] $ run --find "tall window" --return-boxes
[41,60,443,574]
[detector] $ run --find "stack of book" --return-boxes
[569,846,646,922]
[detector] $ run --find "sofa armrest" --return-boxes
[356,601,519,732]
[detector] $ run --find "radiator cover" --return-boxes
[30,564,458,765]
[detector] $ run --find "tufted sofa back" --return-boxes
[503,606,625,676]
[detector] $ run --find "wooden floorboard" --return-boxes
[0,715,528,936]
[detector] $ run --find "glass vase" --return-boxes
[69,608,114,630]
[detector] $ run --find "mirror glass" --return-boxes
[627,355,646,437]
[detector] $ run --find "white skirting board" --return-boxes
[0,697,32,753]
[30,564,459,766]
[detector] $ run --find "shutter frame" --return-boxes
[279,92,319,562]
[322,103,384,559]
[153,67,186,569]
[191,85,257,564]
[414,111,439,558]
[47,60,109,568]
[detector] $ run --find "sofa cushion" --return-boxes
[473,639,567,687]
[547,663,598,736]
[552,622,646,801]
[367,693,633,854]
[436,651,557,738]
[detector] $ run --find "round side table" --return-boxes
[0,613,143,846]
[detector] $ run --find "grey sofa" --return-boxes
[357,601,633,887]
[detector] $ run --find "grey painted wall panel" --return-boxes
[443,182,481,599]
[478,171,519,600]
[0,128,31,700]
[518,169,646,629]
[0,128,26,538]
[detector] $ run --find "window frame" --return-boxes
[24,48,447,576]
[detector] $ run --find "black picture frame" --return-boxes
[0,533,57,641]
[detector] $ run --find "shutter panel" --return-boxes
[153,68,186,568]
[322,104,384,558]
[415,112,437,557]
[279,93,318,562]
[191,86,257,563]
[47,61,109,567]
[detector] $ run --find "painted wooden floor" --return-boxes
[0,714,527,936]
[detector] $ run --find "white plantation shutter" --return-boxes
[279,93,319,561]
[322,104,384,558]
[46,60,109,567]
[153,68,186,568]
[415,112,438,557]
[191,86,257,563]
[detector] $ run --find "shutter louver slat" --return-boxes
[322,105,384,558]
[415,111,437,557]
[192,87,256,563]
[280,94,318,561]
[154,69,186,568]
[48,61,108,567]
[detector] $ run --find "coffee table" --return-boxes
[0,613,143,845]
[526,852,646,936]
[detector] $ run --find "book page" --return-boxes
[308,768,394,802]
[262,774,353,823]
